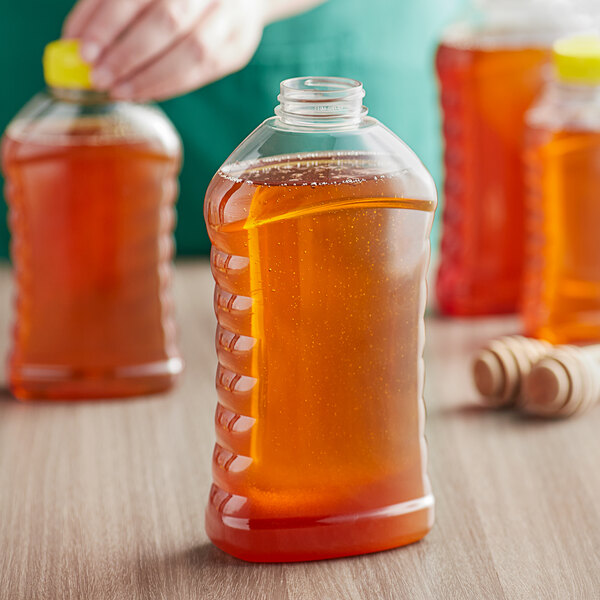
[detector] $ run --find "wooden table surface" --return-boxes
[0,261,599,600]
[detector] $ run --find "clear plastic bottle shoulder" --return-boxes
[219,116,437,204]
[527,81,600,132]
[4,91,181,157]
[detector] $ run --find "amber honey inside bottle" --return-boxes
[2,40,182,399]
[524,36,600,344]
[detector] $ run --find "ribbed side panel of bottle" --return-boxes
[156,177,180,364]
[435,42,479,315]
[522,127,549,339]
[208,244,258,521]
[4,174,32,375]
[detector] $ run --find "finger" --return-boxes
[111,5,231,100]
[92,0,212,90]
[63,0,104,38]
[78,0,156,64]
[112,2,260,101]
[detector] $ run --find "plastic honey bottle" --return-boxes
[523,36,600,344]
[2,41,182,399]
[204,77,437,561]
[436,0,589,316]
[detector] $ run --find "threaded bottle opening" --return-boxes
[275,77,367,127]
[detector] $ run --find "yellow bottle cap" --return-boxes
[43,39,93,89]
[554,35,600,85]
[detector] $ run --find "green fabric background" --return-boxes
[0,0,465,258]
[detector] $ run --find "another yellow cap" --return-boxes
[43,39,93,89]
[554,35,600,85]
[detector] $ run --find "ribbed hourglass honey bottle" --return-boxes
[204,77,437,562]
[2,40,182,399]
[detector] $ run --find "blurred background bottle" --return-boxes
[2,41,182,399]
[435,0,592,316]
[523,35,600,344]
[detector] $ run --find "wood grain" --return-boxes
[0,262,598,599]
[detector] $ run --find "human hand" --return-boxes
[63,0,266,101]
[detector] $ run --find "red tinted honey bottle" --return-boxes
[2,41,182,399]
[204,77,437,561]
[436,0,584,315]
[524,36,600,343]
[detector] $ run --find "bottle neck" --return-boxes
[49,86,111,104]
[275,77,367,129]
[552,80,600,101]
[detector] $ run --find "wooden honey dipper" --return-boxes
[472,335,552,407]
[522,345,600,418]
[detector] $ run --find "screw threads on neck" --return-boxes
[275,77,367,128]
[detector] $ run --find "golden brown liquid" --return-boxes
[2,128,181,399]
[204,152,435,561]
[436,42,548,315]
[524,128,600,343]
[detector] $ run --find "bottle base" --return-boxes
[9,357,183,401]
[205,492,434,562]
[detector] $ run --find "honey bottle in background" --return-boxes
[204,77,437,561]
[523,36,600,344]
[2,41,183,399]
[435,0,588,316]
